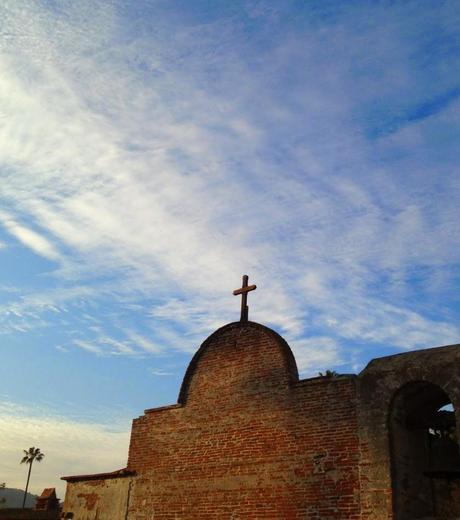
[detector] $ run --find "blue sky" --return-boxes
[0,0,459,497]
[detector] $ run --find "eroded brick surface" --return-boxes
[62,478,131,520]
[61,322,460,519]
[357,344,460,520]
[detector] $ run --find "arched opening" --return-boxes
[389,381,460,519]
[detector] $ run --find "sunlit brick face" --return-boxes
[125,322,362,519]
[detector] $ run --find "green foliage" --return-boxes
[20,447,45,465]
[20,447,45,508]
[318,369,338,378]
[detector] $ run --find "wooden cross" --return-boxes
[233,275,257,322]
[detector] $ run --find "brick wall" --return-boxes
[60,319,460,519]
[126,322,362,519]
[357,344,460,520]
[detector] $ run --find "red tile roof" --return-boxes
[61,467,135,482]
[39,488,56,499]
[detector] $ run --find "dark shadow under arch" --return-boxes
[389,380,460,519]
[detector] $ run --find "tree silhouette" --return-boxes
[318,370,338,378]
[0,482,5,507]
[20,447,44,508]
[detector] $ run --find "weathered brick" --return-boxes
[61,322,460,519]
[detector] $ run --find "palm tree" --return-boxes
[20,447,44,508]
[0,482,6,507]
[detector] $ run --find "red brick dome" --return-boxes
[178,321,299,407]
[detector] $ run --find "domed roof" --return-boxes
[178,321,299,406]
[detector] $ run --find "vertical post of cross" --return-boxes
[233,275,257,322]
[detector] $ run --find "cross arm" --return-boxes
[233,284,256,295]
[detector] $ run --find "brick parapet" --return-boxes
[62,320,460,519]
[126,323,362,518]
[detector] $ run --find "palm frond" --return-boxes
[20,447,45,464]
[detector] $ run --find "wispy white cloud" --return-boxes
[0,211,61,261]
[99,336,136,356]
[149,368,174,377]
[72,335,138,357]
[73,339,103,356]
[125,330,164,355]
[0,286,95,335]
[0,0,458,378]
[293,337,342,375]
[0,399,130,499]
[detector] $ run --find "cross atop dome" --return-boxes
[233,275,257,322]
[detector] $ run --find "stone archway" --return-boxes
[389,380,460,519]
